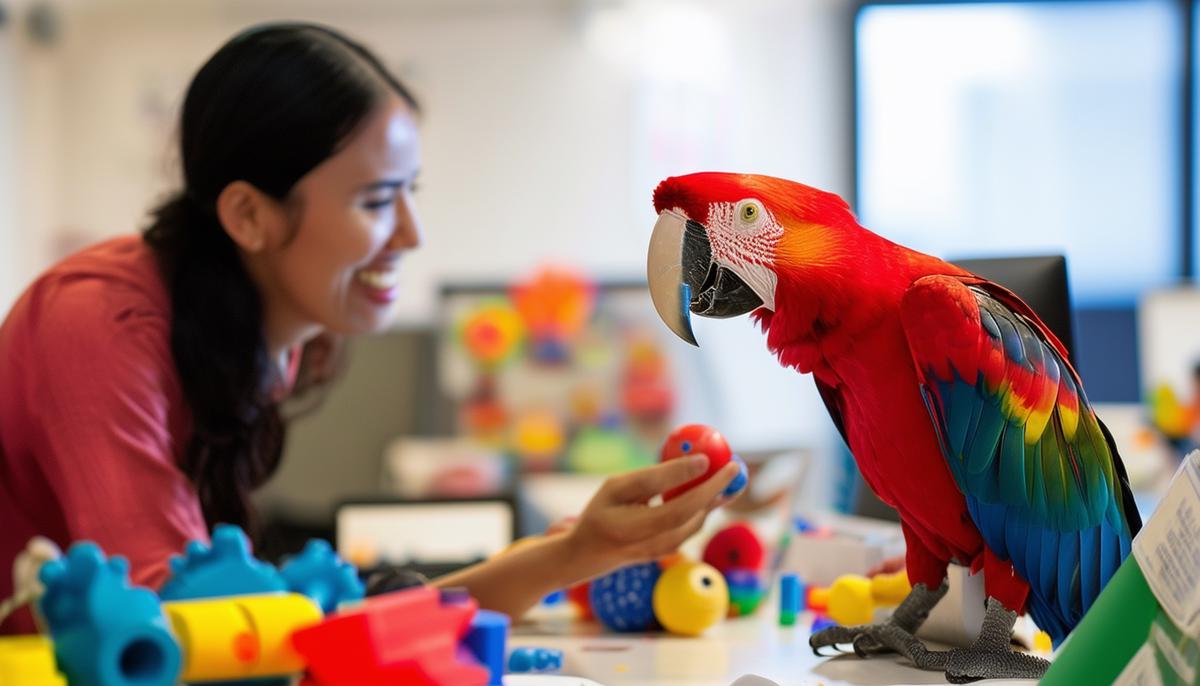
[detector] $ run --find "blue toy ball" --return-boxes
[588,562,660,632]
[723,455,749,498]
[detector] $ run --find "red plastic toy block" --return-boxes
[659,424,732,501]
[292,586,489,686]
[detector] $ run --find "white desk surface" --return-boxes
[509,610,1044,686]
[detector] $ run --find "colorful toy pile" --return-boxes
[0,525,508,686]
[565,425,762,637]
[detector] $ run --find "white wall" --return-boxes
[0,26,19,314]
[2,0,854,486]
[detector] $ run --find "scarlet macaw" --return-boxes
[645,173,1141,682]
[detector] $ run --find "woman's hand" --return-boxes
[560,454,739,583]
[434,455,737,620]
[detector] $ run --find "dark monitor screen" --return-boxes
[951,255,1076,365]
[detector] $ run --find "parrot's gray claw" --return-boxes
[944,647,1050,683]
[851,633,888,657]
[810,579,951,661]
[809,620,928,660]
[937,597,1049,682]
[809,623,866,655]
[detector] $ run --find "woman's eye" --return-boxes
[363,195,396,210]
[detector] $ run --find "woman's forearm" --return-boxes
[433,533,593,620]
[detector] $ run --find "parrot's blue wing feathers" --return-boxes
[901,275,1141,645]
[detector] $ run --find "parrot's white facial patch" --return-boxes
[706,198,781,311]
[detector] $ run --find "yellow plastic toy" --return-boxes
[0,635,66,686]
[827,570,912,626]
[163,592,321,681]
[652,560,728,637]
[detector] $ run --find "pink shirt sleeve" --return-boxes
[25,278,207,589]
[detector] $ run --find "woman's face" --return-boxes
[270,96,422,337]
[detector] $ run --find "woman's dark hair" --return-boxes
[143,23,419,532]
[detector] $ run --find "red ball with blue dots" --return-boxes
[659,424,748,501]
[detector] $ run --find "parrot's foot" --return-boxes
[941,597,1048,683]
[810,580,948,657]
[943,648,1049,684]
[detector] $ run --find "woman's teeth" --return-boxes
[357,269,399,290]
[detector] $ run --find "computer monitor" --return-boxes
[951,255,1076,365]
[335,496,519,573]
[854,0,1184,304]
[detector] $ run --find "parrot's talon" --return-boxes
[936,597,1049,682]
[810,580,950,663]
[852,633,885,658]
[943,648,1050,683]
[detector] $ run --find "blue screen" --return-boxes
[856,0,1186,305]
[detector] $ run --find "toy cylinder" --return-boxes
[234,593,322,673]
[778,573,802,626]
[165,593,321,680]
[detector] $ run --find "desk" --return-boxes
[509,611,1043,686]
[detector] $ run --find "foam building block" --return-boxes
[462,609,510,685]
[292,585,489,685]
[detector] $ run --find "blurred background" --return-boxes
[0,0,1197,573]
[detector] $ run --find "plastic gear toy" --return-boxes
[38,543,181,686]
[158,525,286,601]
[279,539,364,614]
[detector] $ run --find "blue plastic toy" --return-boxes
[811,615,838,633]
[589,562,660,633]
[779,573,802,626]
[507,647,563,673]
[37,543,181,686]
[463,609,510,686]
[158,525,286,601]
[723,455,749,498]
[278,539,364,614]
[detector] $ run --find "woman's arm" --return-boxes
[434,456,739,619]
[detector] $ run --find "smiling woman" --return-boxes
[0,21,740,637]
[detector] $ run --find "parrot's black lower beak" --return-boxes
[648,211,764,346]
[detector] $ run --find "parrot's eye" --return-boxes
[740,203,760,223]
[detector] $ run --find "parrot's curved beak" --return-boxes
[647,210,763,346]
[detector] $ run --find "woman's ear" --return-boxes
[216,180,287,253]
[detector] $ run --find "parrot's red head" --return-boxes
[646,172,865,346]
